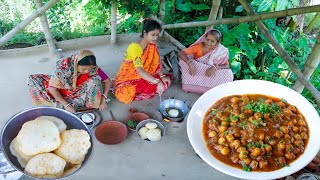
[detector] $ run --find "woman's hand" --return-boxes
[65,105,76,113]
[188,63,196,76]
[99,98,107,110]
[156,82,165,95]
[205,66,217,77]
[161,76,171,87]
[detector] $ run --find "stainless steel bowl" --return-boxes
[135,119,165,141]
[158,99,190,122]
[0,106,94,179]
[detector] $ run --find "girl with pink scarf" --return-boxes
[178,29,233,93]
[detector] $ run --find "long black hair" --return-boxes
[78,55,97,66]
[140,19,161,38]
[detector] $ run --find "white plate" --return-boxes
[187,79,320,180]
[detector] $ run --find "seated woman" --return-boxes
[114,19,171,104]
[27,50,112,113]
[178,29,233,93]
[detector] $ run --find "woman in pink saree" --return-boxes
[178,29,233,93]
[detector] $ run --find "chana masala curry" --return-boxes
[203,94,309,172]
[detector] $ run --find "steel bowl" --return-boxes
[158,99,190,122]
[0,106,94,179]
[135,119,165,141]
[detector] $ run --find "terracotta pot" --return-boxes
[95,121,127,145]
[125,112,149,131]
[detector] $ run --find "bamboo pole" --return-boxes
[163,31,186,50]
[238,0,320,107]
[159,0,166,20]
[0,0,60,47]
[218,6,223,19]
[305,12,320,32]
[35,0,60,58]
[162,5,320,29]
[110,1,117,44]
[205,0,221,31]
[292,34,320,93]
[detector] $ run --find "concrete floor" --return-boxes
[0,34,239,180]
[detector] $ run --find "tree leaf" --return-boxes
[247,59,257,74]
[176,2,192,12]
[235,5,244,12]
[191,4,210,10]
[231,60,242,74]
[275,0,288,11]
[257,0,273,12]
[228,46,243,60]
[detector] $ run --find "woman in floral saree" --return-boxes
[114,19,171,104]
[178,29,233,94]
[28,50,112,112]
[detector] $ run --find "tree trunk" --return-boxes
[110,1,117,44]
[0,0,60,47]
[218,6,223,19]
[159,0,166,20]
[162,5,320,29]
[292,34,320,93]
[205,0,221,31]
[296,0,311,32]
[305,12,320,32]
[238,0,320,107]
[35,0,60,58]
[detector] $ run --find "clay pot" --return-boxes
[95,121,127,145]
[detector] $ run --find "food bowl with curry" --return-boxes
[187,80,320,180]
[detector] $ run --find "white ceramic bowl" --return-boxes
[187,80,320,180]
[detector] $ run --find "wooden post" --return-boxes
[162,5,320,29]
[159,0,166,20]
[35,0,60,58]
[205,0,221,31]
[305,12,320,32]
[292,34,320,93]
[0,0,60,47]
[110,1,117,44]
[238,0,320,107]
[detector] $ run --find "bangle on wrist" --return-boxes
[160,75,166,78]
[153,79,160,84]
[65,103,71,109]
[212,64,218,70]
[102,94,108,99]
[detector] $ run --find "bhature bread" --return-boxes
[16,119,61,156]
[24,153,66,178]
[9,137,34,168]
[62,164,81,177]
[146,128,161,141]
[35,116,67,132]
[145,122,157,129]
[54,129,91,164]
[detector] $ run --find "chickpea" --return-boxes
[296,114,303,121]
[277,142,286,151]
[244,109,253,115]
[274,150,284,157]
[231,97,239,104]
[285,144,294,153]
[292,119,297,125]
[283,108,292,116]
[275,131,284,139]
[277,157,286,165]
[264,144,272,153]
[230,140,241,150]
[279,126,289,134]
[237,146,247,153]
[214,145,224,151]
[220,121,228,126]
[216,111,223,118]
[208,131,217,138]
[294,134,301,140]
[265,99,273,104]
[285,152,296,160]
[251,148,262,157]
[264,113,270,120]
[226,134,235,142]
[299,126,308,133]
[218,137,226,145]
[250,160,258,170]
[284,134,291,140]
[242,158,251,165]
[254,112,262,120]
[294,140,303,147]
[301,132,308,140]
[278,101,285,108]
[293,148,301,155]
[258,133,265,141]
[292,126,299,133]
[259,160,268,169]
[221,147,230,155]
[298,119,306,126]
[288,105,297,112]
[287,121,294,127]
[218,125,227,133]
[239,151,248,159]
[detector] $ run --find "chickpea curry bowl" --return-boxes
[203,94,308,172]
[187,80,320,180]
